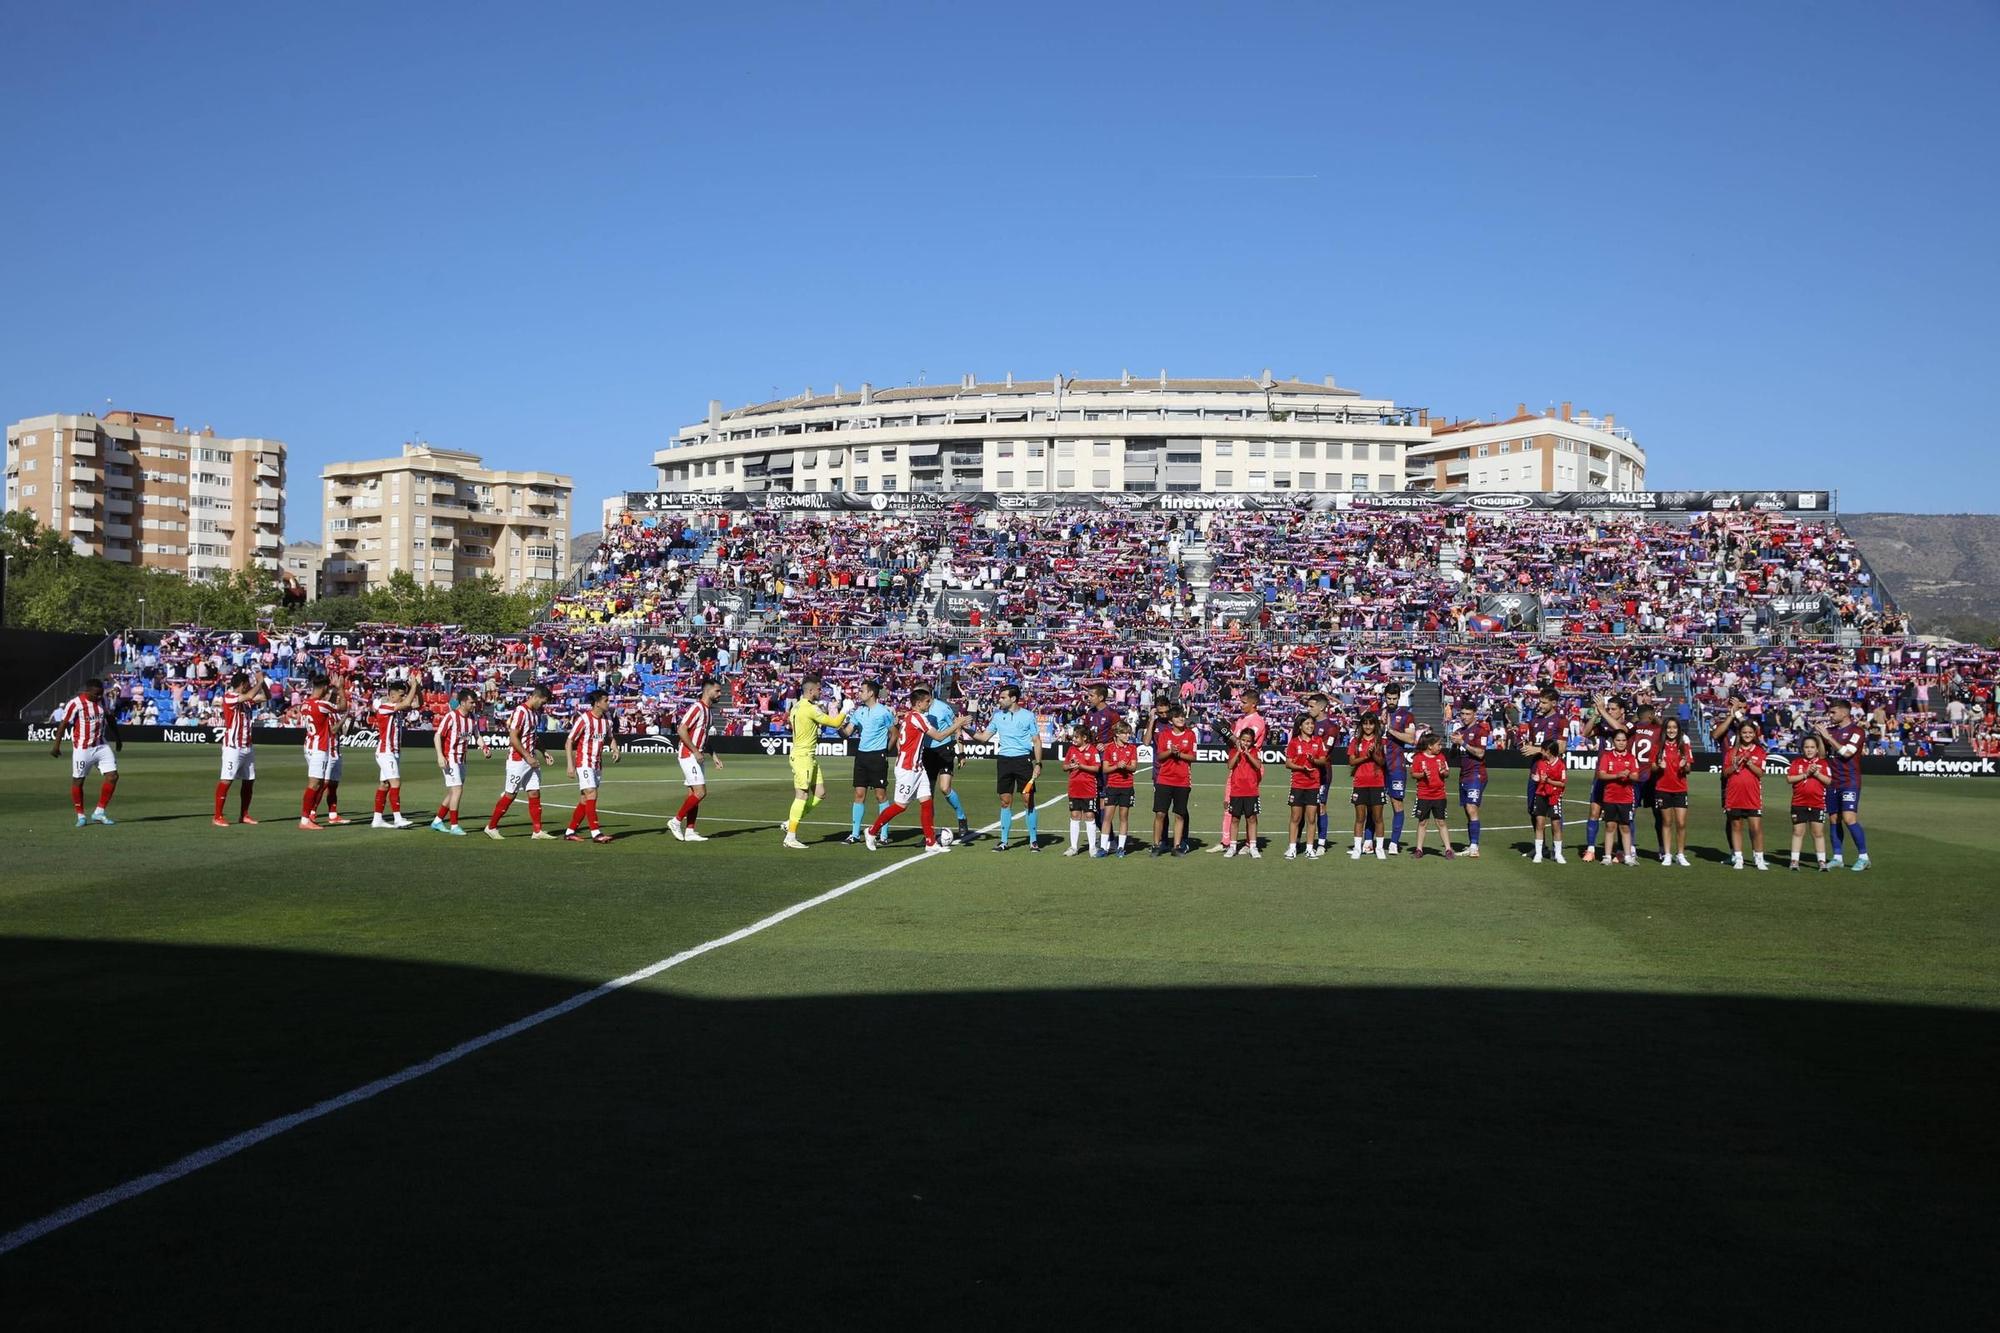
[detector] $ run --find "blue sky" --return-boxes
[3,0,1996,532]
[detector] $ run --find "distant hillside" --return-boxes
[1841,514,2000,637]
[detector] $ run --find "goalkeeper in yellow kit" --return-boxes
[783,673,851,849]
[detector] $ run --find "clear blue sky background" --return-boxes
[4,0,1996,534]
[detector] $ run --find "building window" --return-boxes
[998,442,1014,459]
[1215,441,1234,458]
[1027,470,1044,487]
[1475,444,1489,457]
[1274,473,1292,489]
[1091,469,1110,488]
[997,471,1015,488]
[880,477,897,491]
[1092,442,1110,457]
[1323,442,1342,460]
[1248,470,1267,489]
[1274,442,1291,460]
[1057,442,1075,459]
[880,448,896,462]
[854,448,869,463]
[1215,470,1233,487]
[1248,442,1267,458]
[1298,442,1315,460]
[1300,471,1317,489]
[1056,470,1075,488]
[1378,474,1395,491]
[1353,474,1370,491]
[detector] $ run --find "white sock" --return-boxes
[1069,821,1080,851]
[1118,832,1127,849]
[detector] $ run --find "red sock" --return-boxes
[326,782,339,814]
[240,779,254,818]
[389,788,400,813]
[676,791,701,821]
[869,803,904,836]
[71,783,86,815]
[215,782,230,818]
[448,806,460,826]
[527,794,543,833]
[97,781,114,812]
[436,803,450,822]
[374,789,387,816]
[488,794,513,828]
[919,798,936,843]
[586,797,601,832]
[303,788,317,818]
[568,802,587,832]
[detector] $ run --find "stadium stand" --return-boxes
[84,507,1995,760]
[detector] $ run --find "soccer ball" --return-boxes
[936,828,954,847]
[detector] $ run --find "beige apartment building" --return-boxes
[321,443,571,594]
[5,411,286,578]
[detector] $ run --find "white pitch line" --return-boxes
[0,787,1070,1259]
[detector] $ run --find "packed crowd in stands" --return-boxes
[551,505,1906,640]
[82,507,1989,759]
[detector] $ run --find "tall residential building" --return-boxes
[5,411,286,577]
[321,443,571,595]
[1405,403,1647,493]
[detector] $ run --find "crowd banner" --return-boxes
[1205,591,1264,621]
[1475,593,1543,631]
[933,588,1000,621]
[623,489,1836,515]
[4,722,1989,778]
[1760,594,1833,627]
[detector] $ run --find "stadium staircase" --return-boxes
[1409,680,1446,738]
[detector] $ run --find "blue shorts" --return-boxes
[1459,781,1485,807]
[1386,772,1407,801]
[1825,787,1860,815]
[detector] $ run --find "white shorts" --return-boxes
[219,745,256,782]
[71,744,117,781]
[306,750,342,782]
[893,765,932,806]
[679,754,706,787]
[504,757,542,794]
[440,763,466,789]
[576,766,601,792]
[376,752,402,782]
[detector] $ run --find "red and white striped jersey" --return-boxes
[677,700,711,759]
[59,695,107,749]
[220,694,255,748]
[302,698,337,753]
[895,709,928,770]
[436,710,471,767]
[507,705,540,762]
[571,712,611,769]
[374,699,404,754]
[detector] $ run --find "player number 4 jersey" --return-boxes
[678,701,710,759]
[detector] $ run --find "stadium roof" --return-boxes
[716,374,1364,421]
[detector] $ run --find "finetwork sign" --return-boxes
[1896,755,1997,776]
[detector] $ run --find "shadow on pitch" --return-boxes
[2,935,1995,1326]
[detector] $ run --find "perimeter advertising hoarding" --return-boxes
[624,490,1834,515]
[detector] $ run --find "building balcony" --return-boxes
[256,484,281,503]
[68,436,97,457]
[254,531,281,550]
[66,511,94,533]
[105,522,133,540]
[105,496,133,515]
[69,464,99,482]
[69,492,97,511]
[102,543,133,563]
[257,458,282,480]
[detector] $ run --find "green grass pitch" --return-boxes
[2,744,1995,1323]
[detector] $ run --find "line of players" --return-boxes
[45,671,1875,871]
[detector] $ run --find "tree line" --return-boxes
[1,512,551,637]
